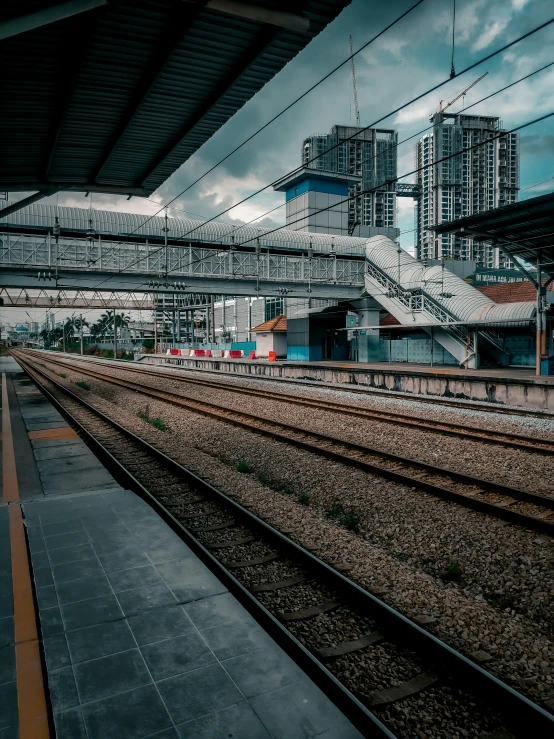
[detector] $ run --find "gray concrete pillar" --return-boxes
[357,308,381,363]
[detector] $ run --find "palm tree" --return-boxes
[89,323,102,342]
[114,312,131,330]
[63,317,76,344]
[39,327,51,347]
[96,313,112,339]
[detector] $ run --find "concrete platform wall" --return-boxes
[139,356,554,411]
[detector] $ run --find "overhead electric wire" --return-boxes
[78,1,425,268]
[225,110,554,250]
[44,16,554,296]
[166,16,554,243]
[167,59,554,259]
[89,15,554,277]
[42,107,554,297]
[520,175,554,192]
[89,60,552,280]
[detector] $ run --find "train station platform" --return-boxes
[1,357,361,739]
[142,354,554,411]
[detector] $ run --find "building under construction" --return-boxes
[416,113,519,266]
[302,125,398,235]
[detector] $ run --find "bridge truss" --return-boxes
[0,231,365,300]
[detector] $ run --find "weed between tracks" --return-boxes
[441,560,463,582]
[234,458,251,473]
[137,409,168,431]
[326,502,360,534]
[75,381,90,391]
[56,372,67,378]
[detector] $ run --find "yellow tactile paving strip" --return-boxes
[28,427,78,441]
[2,374,51,739]
[2,375,19,504]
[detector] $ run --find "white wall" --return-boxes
[255,332,287,358]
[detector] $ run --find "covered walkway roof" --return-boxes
[0,0,349,205]
[432,192,554,277]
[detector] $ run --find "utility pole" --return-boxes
[153,294,158,354]
[210,295,215,343]
[113,309,117,359]
[62,319,66,353]
[80,313,84,355]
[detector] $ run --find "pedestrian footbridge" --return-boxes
[0,203,534,366]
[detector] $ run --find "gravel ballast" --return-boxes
[24,355,554,707]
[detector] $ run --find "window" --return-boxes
[265,298,285,322]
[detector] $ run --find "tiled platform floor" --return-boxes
[25,489,361,739]
[2,360,363,739]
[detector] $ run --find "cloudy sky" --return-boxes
[5,0,554,327]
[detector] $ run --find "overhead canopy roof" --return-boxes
[0,0,349,200]
[432,192,554,276]
[273,166,362,191]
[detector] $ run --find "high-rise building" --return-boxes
[302,125,397,233]
[415,113,519,266]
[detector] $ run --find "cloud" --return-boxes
[472,19,511,51]
[520,134,554,156]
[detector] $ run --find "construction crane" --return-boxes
[349,34,360,127]
[432,72,488,123]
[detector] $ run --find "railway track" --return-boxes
[16,350,554,536]
[147,354,554,420]
[25,350,554,455]
[15,354,554,738]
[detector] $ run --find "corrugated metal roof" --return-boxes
[431,192,554,274]
[0,0,350,196]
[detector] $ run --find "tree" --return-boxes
[89,323,102,341]
[96,313,112,339]
[114,312,130,330]
[62,317,76,344]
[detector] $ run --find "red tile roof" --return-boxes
[251,314,287,332]
[475,280,548,303]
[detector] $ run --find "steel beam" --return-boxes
[137,25,279,187]
[1,184,147,197]
[206,0,310,32]
[0,269,362,300]
[91,3,200,183]
[0,190,59,219]
[0,288,156,310]
[0,0,107,41]
[459,227,540,287]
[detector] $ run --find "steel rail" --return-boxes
[16,350,554,535]
[14,353,554,738]
[37,352,554,455]
[143,355,554,420]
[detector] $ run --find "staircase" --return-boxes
[362,236,534,368]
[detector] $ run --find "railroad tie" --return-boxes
[189,521,235,533]
[175,508,218,519]
[279,600,341,622]
[205,536,254,549]
[363,672,439,707]
[223,553,279,569]
[314,631,384,661]
[251,575,308,593]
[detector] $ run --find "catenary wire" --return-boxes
[43,108,553,296]
[79,1,425,267]
[165,60,554,258]
[82,14,554,276]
